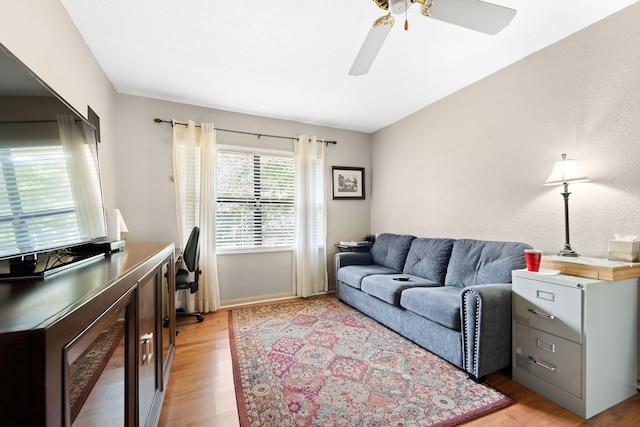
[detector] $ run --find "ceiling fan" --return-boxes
[349,0,517,76]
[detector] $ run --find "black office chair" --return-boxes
[175,226,204,323]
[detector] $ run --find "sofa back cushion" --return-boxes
[444,239,531,288]
[370,233,416,271]
[403,238,456,283]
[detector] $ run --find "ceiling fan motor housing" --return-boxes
[389,0,412,14]
[373,0,414,14]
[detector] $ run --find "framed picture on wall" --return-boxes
[332,166,365,200]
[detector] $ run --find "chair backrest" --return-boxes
[182,226,200,273]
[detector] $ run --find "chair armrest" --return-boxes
[461,283,512,380]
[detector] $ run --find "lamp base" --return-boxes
[558,244,579,257]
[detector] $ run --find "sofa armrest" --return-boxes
[461,283,512,380]
[334,252,373,292]
[335,251,373,268]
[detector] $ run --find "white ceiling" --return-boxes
[59,0,638,133]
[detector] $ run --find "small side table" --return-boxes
[540,255,640,280]
[336,243,372,252]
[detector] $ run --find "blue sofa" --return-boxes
[334,233,531,381]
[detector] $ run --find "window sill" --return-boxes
[216,246,294,256]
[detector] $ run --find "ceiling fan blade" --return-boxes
[349,15,395,76]
[427,0,517,35]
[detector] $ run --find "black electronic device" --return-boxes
[73,239,126,255]
[0,43,108,277]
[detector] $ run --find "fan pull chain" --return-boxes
[404,0,409,30]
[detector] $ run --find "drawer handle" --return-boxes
[141,333,154,365]
[529,356,556,372]
[528,308,555,320]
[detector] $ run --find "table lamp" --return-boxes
[543,153,590,257]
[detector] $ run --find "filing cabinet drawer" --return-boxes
[513,277,582,342]
[514,323,582,398]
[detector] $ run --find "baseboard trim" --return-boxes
[221,291,335,309]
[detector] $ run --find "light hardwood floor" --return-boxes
[158,297,640,426]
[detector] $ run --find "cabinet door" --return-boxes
[138,270,159,426]
[65,289,134,427]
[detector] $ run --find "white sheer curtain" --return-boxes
[172,120,220,312]
[57,114,104,237]
[294,135,328,297]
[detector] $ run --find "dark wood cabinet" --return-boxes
[0,242,176,426]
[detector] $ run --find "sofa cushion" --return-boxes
[403,237,456,283]
[444,239,531,288]
[337,264,398,289]
[361,274,441,305]
[370,233,416,271]
[400,286,463,331]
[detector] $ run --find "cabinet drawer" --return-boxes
[514,323,582,398]
[513,277,582,342]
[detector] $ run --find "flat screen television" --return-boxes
[0,43,108,278]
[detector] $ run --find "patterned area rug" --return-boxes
[229,297,513,426]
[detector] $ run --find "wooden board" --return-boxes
[540,256,640,281]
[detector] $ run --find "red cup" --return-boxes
[524,250,543,272]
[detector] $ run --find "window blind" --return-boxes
[216,150,295,250]
[0,145,80,258]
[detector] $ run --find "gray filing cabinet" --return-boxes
[512,269,637,418]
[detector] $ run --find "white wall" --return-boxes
[115,95,371,303]
[371,3,640,258]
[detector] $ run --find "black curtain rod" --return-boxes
[153,118,337,146]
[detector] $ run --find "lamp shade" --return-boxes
[543,154,589,186]
[105,208,128,241]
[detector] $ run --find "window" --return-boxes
[216,149,295,250]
